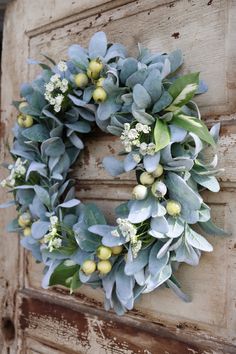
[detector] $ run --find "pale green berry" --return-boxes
[166,200,182,216]
[132,184,148,200]
[111,246,123,255]
[81,260,96,275]
[23,227,32,237]
[92,87,107,103]
[152,164,164,178]
[140,172,155,186]
[97,246,112,260]
[18,212,31,228]
[88,59,103,74]
[17,114,33,128]
[97,260,112,275]
[96,77,105,87]
[74,73,89,88]
[19,101,28,111]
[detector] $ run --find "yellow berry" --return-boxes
[96,77,105,87]
[17,114,33,128]
[92,87,107,103]
[88,59,103,74]
[97,260,112,275]
[81,260,96,275]
[23,227,32,237]
[166,200,182,216]
[111,246,123,255]
[97,246,112,260]
[18,212,31,228]
[19,101,28,111]
[74,73,89,88]
[152,164,164,178]
[140,172,155,186]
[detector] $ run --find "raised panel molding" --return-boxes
[27,0,236,118]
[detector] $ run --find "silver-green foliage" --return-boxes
[1,32,226,316]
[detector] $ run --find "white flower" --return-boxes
[116,218,137,241]
[50,216,58,226]
[124,123,130,131]
[54,105,61,113]
[57,61,68,72]
[50,74,60,83]
[142,125,151,134]
[60,78,69,93]
[135,123,143,132]
[128,129,139,140]
[132,154,141,163]
[132,139,140,147]
[132,240,142,258]
[51,237,62,249]
[45,82,54,92]
[146,143,156,156]
[55,94,64,105]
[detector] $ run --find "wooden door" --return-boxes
[1,0,236,353]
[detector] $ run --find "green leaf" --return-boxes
[49,261,80,288]
[171,113,215,146]
[70,270,81,294]
[154,119,170,152]
[167,73,199,110]
[21,124,49,142]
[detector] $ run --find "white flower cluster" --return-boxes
[57,61,68,72]
[43,216,62,252]
[44,73,69,112]
[111,218,142,258]
[0,158,26,188]
[120,123,155,156]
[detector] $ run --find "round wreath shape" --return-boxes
[1,32,226,315]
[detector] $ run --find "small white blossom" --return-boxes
[50,237,62,250]
[55,94,64,105]
[44,75,68,112]
[128,129,139,140]
[124,123,130,131]
[54,105,61,113]
[131,240,142,258]
[45,82,54,92]
[1,158,26,188]
[50,74,60,83]
[132,154,141,163]
[135,123,143,132]
[50,216,58,226]
[116,218,137,241]
[57,60,68,72]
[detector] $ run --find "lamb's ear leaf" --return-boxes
[21,124,49,142]
[89,31,107,58]
[154,119,170,152]
[198,219,228,236]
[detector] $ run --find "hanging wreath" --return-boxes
[1,32,226,315]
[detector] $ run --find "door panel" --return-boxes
[1,0,236,353]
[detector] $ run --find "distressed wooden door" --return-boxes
[1,0,236,353]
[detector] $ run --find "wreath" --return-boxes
[1,32,226,315]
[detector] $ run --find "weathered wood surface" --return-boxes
[0,0,236,353]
